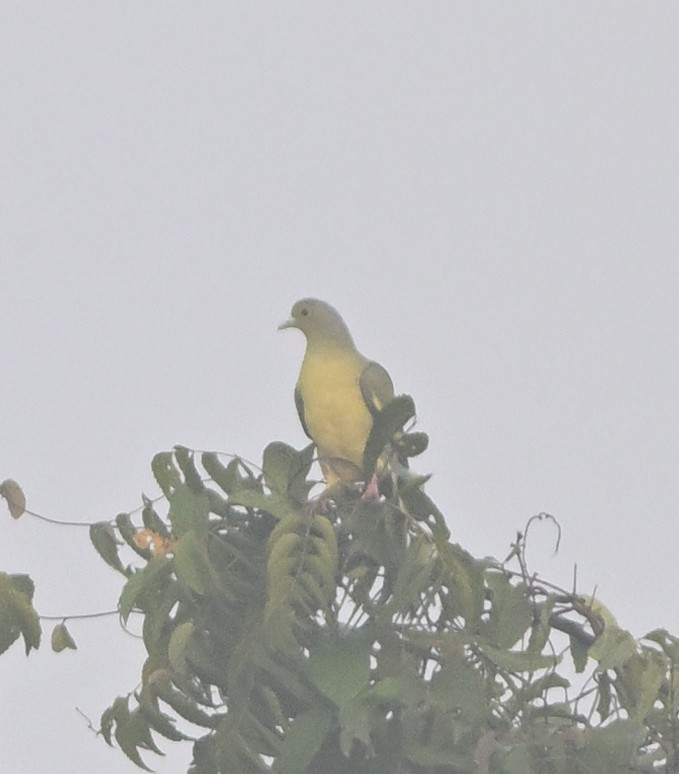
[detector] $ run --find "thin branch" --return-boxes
[40,609,120,622]
[25,509,108,528]
[75,707,100,736]
[548,614,597,648]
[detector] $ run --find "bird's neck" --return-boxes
[305,327,356,352]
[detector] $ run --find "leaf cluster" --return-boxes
[0,572,40,655]
[84,416,679,773]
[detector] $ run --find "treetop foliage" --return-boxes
[3,398,679,772]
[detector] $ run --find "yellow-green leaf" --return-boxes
[119,558,171,622]
[168,484,210,537]
[51,622,77,652]
[308,633,371,709]
[173,531,218,595]
[0,479,26,519]
[275,705,335,774]
[151,451,182,497]
[90,522,126,574]
[168,621,195,675]
[0,572,41,654]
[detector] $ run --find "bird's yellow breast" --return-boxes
[297,349,373,471]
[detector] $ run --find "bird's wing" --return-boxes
[294,384,313,440]
[359,361,395,416]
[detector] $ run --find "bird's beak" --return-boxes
[278,318,296,331]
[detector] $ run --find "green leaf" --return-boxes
[597,671,612,720]
[480,642,558,673]
[524,701,586,724]
[141,498,170,538]
[0,601,20,655]
[213,712,271,772]
[174,445,204,492]
[191,736,219,773]
[206,489,229,518]
[8,574,34,600]
[151,451,182,497]
[388,535,437,614]
[253,685,286,729]
[229,488,299,521]
[338,499,395,565]
[483,572,532,649]
[527,595,558,655]
[0,479,26,519]
[644,628,679,661]
[363,394,415,479]
[262,441,313,501]
[397,431,429,459]
[201,453,243,495]
[577,719,646,770]
[499,743,534,774]
[589,621,638,670]
[288,443,315,503]
[141,581,181,653]
[168,621,195,675]
[264,512,338,652]
[430,659,488,720]
[398,485,449,534]
[119,558,172,622]
[519,671,570,704]
[263,442,297,495]
[51,622,77,652]
[615,649,666,721]
[253,648,316,708]
[404,741,468,769]
[0,572,41,654]
[168,484,210,538]
[207,532,264,589]
[307,632,371,709]
[114,709,156,771]
[274,705,335,774]
[153,673,217,729]
[89,521,126,575]
[434,538,485,628]
[339,696,372,758]
[138,685,188,742]
[173,531,219,595]
[119,572,145,624]
[101,696,130,746]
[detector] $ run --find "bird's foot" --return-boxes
[304,482,342,512]
[361,474,381,502]
[305,495,331,514]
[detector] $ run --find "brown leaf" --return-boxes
[0,479,26,519]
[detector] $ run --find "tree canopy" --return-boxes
[2,399,679,773]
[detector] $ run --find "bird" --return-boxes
[279,298,395,494]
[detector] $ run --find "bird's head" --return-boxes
[278,298,355,347]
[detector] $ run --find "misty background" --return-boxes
[2,4,678,771]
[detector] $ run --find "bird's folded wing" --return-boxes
[294,385,312,440]
[359,361,395,415]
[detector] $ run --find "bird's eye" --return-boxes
[300,308,309,317]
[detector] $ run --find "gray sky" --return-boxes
[2,4,679,772]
